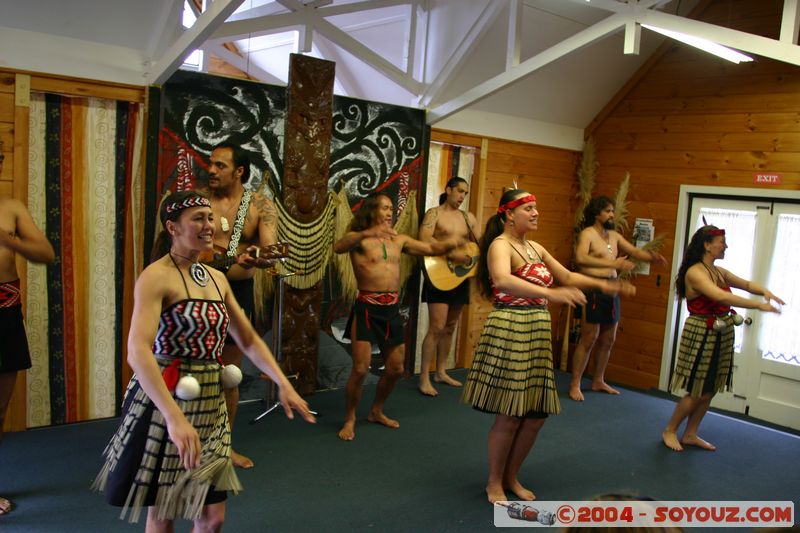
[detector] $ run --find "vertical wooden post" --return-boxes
[280,55,335,395]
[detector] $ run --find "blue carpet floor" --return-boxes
[0,370,797,532]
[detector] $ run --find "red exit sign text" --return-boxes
[753,173,782,185]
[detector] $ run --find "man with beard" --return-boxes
[205,142,278,468]
[568,196,667,402]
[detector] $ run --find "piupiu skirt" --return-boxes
[462,305,560,417]
[670,314,735,398]
[93,358,242,523]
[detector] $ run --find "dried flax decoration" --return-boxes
[613,171,631,234]
[332,188,358,305]
[393,190,419,298]
[574,138,597,230]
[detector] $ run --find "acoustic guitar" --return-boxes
[423,242,480,291]
[200,242,289,271]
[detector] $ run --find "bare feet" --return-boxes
[367,410,400,429]
[418,380,438,397]
[433,373,462,387]
[0,496,13,516]
[591,381,620,395]
[231,449,254,469]
[569,385,585,402]
[486,484,508,504]
[681,434,716,451]
[338,419,356,441]
[504,479,535,501]
[662,430,684,451]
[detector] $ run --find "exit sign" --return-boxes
[753,173,782,185]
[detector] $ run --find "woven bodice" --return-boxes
[687,287,732,316]
[492,262,554,306]
[152,299,229,360]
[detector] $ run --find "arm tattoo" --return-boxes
[253,193,278,244]
[421,209,438,229]
[254,194,278,227]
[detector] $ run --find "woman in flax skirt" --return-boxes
[461,189,633,505]
[662,225,782,452]
[93,190,315,532]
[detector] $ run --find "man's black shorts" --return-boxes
[582,290,620,325]
[421,279,470,306]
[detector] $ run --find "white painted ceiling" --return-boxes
[2,0,799,143]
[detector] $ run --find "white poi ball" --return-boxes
[221,364,243,389]
[712,318,726,332]
[175,375,201,401]
[732,313,744,326]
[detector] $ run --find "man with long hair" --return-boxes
[569,196,667,401]
[334,193,460,441]
[418,177,481,396]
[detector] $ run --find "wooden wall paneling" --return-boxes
[629,70,800,99]
[28,75,144,103]
[597,149,800,172]
[0,73,14,94]
[0,94,13,123]
[618,92,800,116]
[587,0,800,390]
[597,112,800,135]
[594,132,800,152]
[0,124,11,183]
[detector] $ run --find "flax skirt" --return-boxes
[671,314,735,398]
[462,305,560,417]
[93,358,242,523]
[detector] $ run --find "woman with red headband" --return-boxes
[461,189,633,504]
[663,225,783,452]
[93,190,315,531]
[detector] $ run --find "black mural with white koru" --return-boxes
[330,96,424,215]
[158,70,425,216]
[159,70,286,196]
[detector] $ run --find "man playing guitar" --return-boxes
[417,177,481,396]
[205,142,278,469]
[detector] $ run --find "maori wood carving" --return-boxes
[281,54,335,395]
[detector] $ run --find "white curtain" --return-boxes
[760,214,800,366]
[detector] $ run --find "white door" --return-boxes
[677,197,800,429]
[744,203,800,429]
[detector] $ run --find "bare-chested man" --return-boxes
[334,193,461,441]
[204,142,278,468]
[569,196,667,401]
[0,152,56,516]
[417,177,481,396]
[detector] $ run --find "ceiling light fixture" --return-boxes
[642,24,753,64]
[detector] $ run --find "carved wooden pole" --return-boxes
[280,54,335,395]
